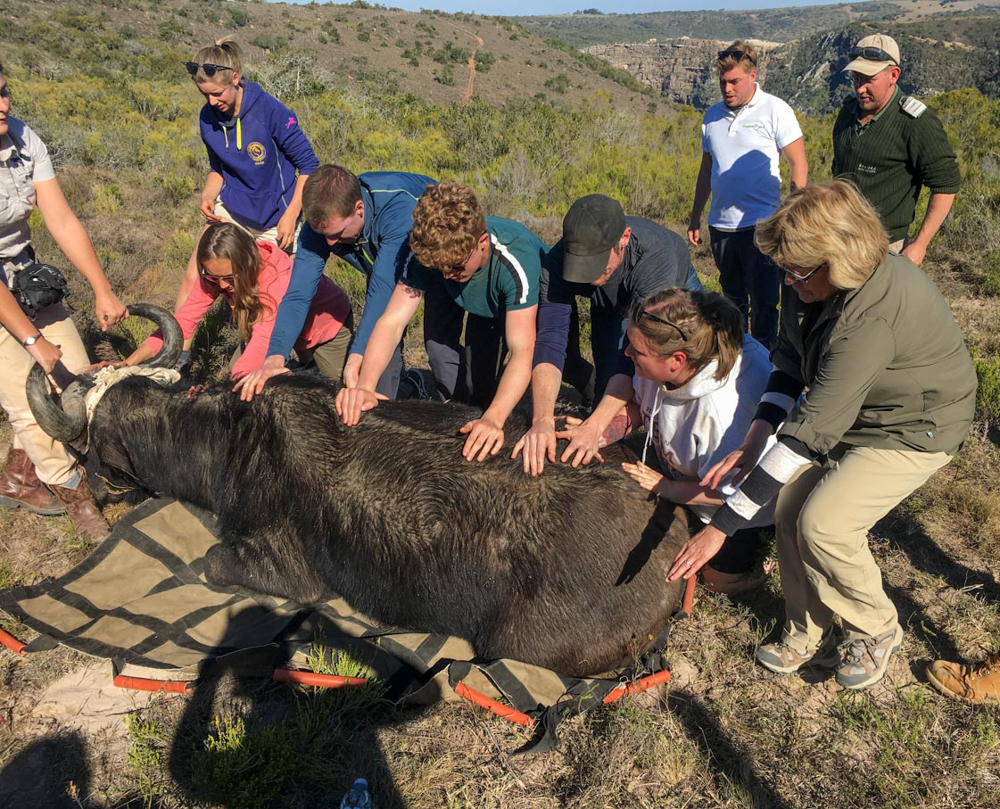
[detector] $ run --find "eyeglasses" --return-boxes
[185,62,235,78]
[848,46,898,65]
[717,49,757,66]
[630,295,688,342]
[782,263,825,283]
[441,239,483,280]
[200,266,236,285]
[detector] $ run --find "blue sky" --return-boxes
[281,0,858,18]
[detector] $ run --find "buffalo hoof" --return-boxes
[204,544,244,590]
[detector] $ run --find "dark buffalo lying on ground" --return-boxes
[28,306,687,677]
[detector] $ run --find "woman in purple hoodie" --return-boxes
[174,38,320,345]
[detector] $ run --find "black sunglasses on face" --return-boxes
[848,46,897,65]
[630,295,688,342]
[717,49,757,66]
[185,62,234,78]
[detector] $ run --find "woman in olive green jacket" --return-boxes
[667,179,976,690]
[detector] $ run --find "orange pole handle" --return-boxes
[113,675,193,693]
[682,575,696,616]
[602,668,672,704]
[0,628,27,655]
[453,680,535,727]
[272,668,369,688]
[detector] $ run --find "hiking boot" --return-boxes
[926,652,1000,705]
[835,624,904,690]
[756,627,840,674]
[398,368,429,401]
[51,467,110,542]
[0,448,66,516]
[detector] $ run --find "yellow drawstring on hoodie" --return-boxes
[221,118,243,152]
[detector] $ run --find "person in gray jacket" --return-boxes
[667,180,976,691]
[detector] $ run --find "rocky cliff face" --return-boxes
[585,22,999,115]
[584,39,782,110]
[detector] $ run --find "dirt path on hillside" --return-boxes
[443,21,483,105]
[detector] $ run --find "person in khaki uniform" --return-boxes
[0,62,127,540]
[666,180,976,690]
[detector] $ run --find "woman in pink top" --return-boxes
[127,222,352,382]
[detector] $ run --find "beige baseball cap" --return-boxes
[844,34,900,76]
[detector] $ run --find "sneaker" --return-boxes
[926,652,1000,705]
[835,624,903,690]
[398,368,429,401]
[756,628,840,674]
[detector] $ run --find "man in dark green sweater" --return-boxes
[832,34,961,266]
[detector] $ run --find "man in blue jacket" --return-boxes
[234,165,435,400]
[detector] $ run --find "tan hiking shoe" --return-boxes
[927,653,1000,705]
[836,624,903,690]
[756,627,840,674]
[0,448,66,516]
[51,467,110,542]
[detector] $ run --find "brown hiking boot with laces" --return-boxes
[927,652,1000,705]
[51,467,110,542]
[0,448,66,516]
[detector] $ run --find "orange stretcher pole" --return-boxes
[0,627,26,655]
[272,668,369,688]
[453,680,536,727]
[112,675,193,693]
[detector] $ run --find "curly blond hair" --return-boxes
[754,180,888,291]
[409,182,486,270]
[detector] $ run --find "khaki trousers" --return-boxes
[213,201,301,252]
[775,445,951,651]
[0,303,90,486]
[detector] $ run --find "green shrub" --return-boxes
[974,352,1000,424]
[544,74,570,94]
[435,64,455,86]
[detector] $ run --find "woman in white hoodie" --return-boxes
[559,287,776,594]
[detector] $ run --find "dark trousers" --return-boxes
[709,226,781,349]
[423,280,506,409]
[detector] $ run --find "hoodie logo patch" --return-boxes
[286,116,297,129]
[247,142,267,165]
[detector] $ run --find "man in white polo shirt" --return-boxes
[687,40,808,349]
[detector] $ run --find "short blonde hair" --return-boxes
[191,37,243,85]
[754,180,889,290]
[409,182,486,270]
[629,288,745,381]
[717,40,757,74]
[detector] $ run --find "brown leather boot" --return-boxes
[927,653,1000,705]
[51,467,110,542]
[0,448,66,516]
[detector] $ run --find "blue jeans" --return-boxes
[709,226,781,349]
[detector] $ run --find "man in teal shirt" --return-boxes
[335,182,541,462]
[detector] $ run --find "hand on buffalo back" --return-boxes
[232,355,291,402]
[555,415,604,467]
[510,421,557,476]
[335,386,387,425]
[459,417,504,462]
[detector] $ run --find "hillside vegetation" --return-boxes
[2,0,1000,806]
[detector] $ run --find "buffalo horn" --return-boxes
[128,303,183,369]
[26,364,89,443]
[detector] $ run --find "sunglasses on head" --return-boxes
[848,46,897,65]
[185,62,234,78]
[199,266,236,285]
[717,49,757,66]
[782,263,825,283]
[631,294,688,342]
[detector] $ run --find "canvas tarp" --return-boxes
[0,498,673,730]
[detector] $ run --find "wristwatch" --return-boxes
[22,333,43,347]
